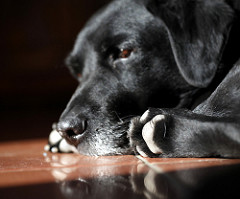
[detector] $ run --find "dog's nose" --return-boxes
[56,118,87,146]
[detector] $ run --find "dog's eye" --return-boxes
[108,48,133,63]
[119,48,133,59]
[77,73,82,78]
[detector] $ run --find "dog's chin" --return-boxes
[75,121,133,156]
[76,142,133,156]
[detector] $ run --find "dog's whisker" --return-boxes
[119,115,137,121]
[112,111,123,123]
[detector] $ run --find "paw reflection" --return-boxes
[44,154,81,181]
[130,169,170,199]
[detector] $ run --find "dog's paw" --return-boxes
[128,108,168,157]
[44,123,78,153]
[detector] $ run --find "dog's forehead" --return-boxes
[72,0,152,55]
[87,0,150,31]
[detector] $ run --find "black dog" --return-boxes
[46,0,240,158]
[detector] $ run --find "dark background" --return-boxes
[0,0,110,141]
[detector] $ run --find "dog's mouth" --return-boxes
[55,117,134,156]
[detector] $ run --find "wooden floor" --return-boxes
[1,139,240,199]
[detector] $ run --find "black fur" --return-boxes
[49,0,240,157]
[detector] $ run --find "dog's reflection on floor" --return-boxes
[134,164,240,199]
[45,155,240,199]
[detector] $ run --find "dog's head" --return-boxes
[56,0,233,156]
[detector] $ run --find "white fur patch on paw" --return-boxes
[140,110,150,123]
[142,115,165,154]
[49,129,62,145]
[46,129,77,153]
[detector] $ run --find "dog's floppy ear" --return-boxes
[147,0,233,87]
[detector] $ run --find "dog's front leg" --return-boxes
[128,108,240,158]
[129,63,240,158]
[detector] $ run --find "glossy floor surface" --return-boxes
[1,139,240,199]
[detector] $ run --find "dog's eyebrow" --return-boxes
[100,33,129,51]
